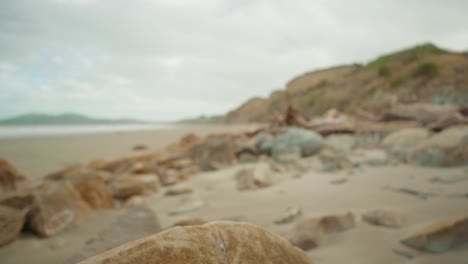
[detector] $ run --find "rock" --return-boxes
[165,187,193,196]
[380,103,460,125]
[0,190,34,211]
[234,165,273,191]
[79,221,313,264]
[112,174,160,200]
[274,207,302,224]
[235,137,258,162]
[189,136,236,171]
[45,164,86,181]
[289,231,321,251]
[168,199,205,216]
[156,169,179,186]
[27,181,91,237]
[171,217,206,227]
[362,209,403,228]
[123,196,146,208]
[383,186,435,200]
[318,148,354,172]
[296,212,355,235]
[401,215,468,253]
[0,158,27,192]
[408,125,468,166]
[0,205,24,247]
[325,134,356,153]
[133,144,148,151]
[68,206,161,263]
[70,172,114,208]
[259,127,324,157]
[382,128,431,161]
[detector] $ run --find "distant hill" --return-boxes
[0,113,147,125]
[225,43,468,123]
[177,114,224,124]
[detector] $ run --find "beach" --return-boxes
[0,124,467,263]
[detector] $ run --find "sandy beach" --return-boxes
[0,125,467,264]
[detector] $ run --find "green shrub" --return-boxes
[413,62,438,78]
[391,77,405,88]
[378,65,391,77]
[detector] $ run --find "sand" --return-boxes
[1,125,468,264]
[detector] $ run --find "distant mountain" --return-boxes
[225,43,468,123]
[0,113,148,125]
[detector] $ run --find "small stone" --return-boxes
[296,212,355,235]
[362,209,403,228]
[165,187,193,196]
[234,165,273,191]
[289,231,321,251]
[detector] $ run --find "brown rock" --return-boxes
[165,187,193,196]
[112,174,159,200]
[68,206,161,263]
[70,172,114,208]
[45,164,86,181]
[27,181,90,237]
[156,169,179,186]
[0,190,34,211]
[297,212,355,235]
[80,221,312,264]
[362,209,403,228]
[171,217,206,227]
[401,215,468,253]
[0,158,27,191]
[123,196,146,208]
[0,205,24,247]
[189,136,236,171]
[235,166,273,191]
[289,231,321,251]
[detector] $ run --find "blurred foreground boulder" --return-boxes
[80,221,312,264]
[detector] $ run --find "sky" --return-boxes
[0,0,467,121]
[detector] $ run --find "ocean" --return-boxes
[0,124,174,139]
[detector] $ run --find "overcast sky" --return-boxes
[0,0,467,121]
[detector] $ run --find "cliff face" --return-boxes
[225,44,468,123]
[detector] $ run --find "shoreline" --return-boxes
[0,124,262,179]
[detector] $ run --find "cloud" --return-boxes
[0,0,467,121]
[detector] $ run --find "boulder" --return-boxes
[0,190,34,211]
[408,125,468,166]
[27,181,91,237]
[0,205,24,247]
[325,134,356,153]
[70,172,114,208]
[401,215,468,253]
[189,136,236,171]
[79,221,312,264]
[382,128,431,161]
[45,164,86,181]
[123,196,146,208]
[112,174,160,200]
[68,206,161,263]
[259,127,324,157]
[362,209,403,228]
[0,158,27,192]
[234,165,273,191]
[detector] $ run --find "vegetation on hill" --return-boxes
[0,113,147,125]
[225,43,468,123]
